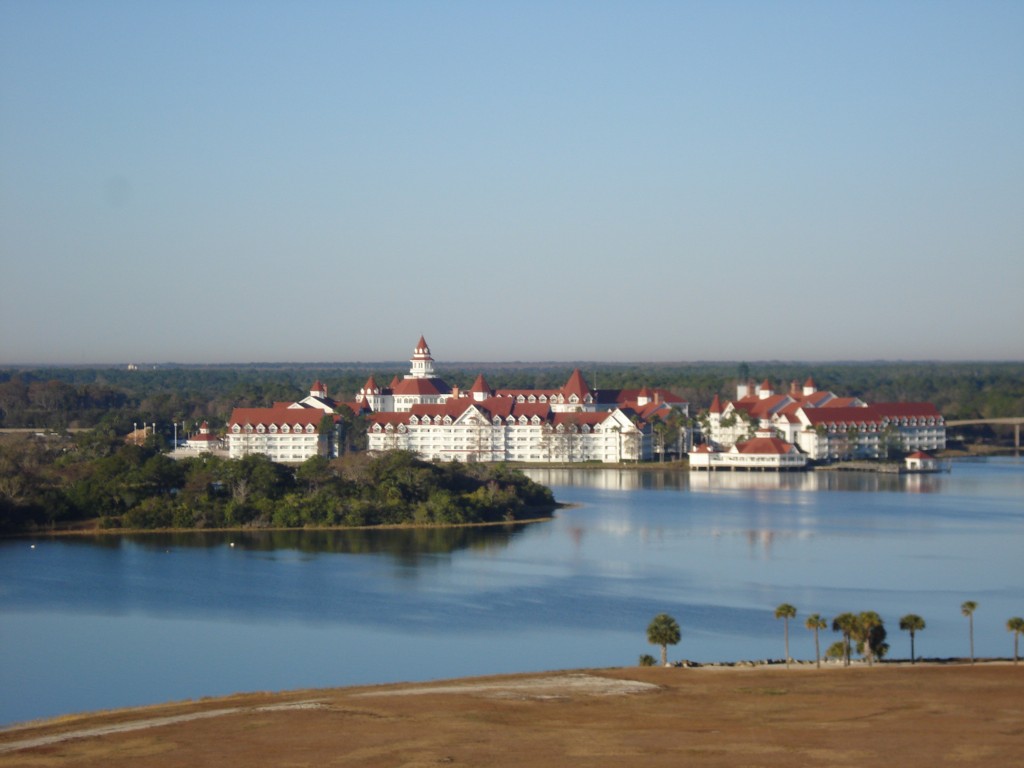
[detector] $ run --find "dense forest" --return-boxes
[1,361,1021,436]
[0,431,557,534]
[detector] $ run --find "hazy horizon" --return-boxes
[2,2,1022,365]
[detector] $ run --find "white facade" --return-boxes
[226,410,325,462]
[359,337,686,463]
[368,404,649,463]
[699,378,945,463]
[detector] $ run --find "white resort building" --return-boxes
[362,337,688,463]
[692,377,945,468]
[226,380,345,462]
[224,336,688,465]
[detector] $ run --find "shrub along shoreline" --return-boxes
[0,434,559,534]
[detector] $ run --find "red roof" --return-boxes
[562,368,592,399]
[735,436,798,455]
[469,373,491,394]
[709,394,722,414]
[392,377,451,396]
[869,402,943,419]
[362,375,379,393]
[907,450,935,460]
[228,407,325,429]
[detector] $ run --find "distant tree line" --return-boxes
[0,431,557,534]
[1,361,1021,434]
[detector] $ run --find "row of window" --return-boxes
[232,424,317,434]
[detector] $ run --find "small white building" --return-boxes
[689,426,807,471]
[185,421,222,453]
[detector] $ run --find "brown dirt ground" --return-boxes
[1,663,1021,767]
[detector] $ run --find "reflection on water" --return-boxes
[91,525,534,563]
[525,467,945,494]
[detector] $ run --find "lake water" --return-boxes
[1,457,1022,726]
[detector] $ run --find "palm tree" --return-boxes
[1007,617,1024,665]
[646,613,681,667]
[774,603,797,668]
[961,601,978,664]
[899,614,926,664]
[832,612,858,667]
[805,613,827,669]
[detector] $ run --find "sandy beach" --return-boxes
[1,662,1021,767]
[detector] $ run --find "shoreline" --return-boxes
[2,662,1020,766]
[3,656,1016,732]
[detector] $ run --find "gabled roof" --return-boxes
[709,394,722,414]
[798,406,883,427]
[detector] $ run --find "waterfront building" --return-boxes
[697,378,945,463]
[363,337,688,463]
[224,336,687,464]
[689,425,808,471]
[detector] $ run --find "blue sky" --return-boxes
[2,1,1022,364]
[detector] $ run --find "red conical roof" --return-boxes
[562,368,592,398]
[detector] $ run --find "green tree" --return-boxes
[638,654,656,667]
[1007,617,1024,665]
[832,612,858,667]
[853,611,887,665]
[774,603,797,668]
[646,613,681,667]
[825,641,846,662]
[899,614,926,664]
[805,613,827,669]
[961,601,978,664]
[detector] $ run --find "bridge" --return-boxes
[945,417,1024,450]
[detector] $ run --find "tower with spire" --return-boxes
[407,336,436,379]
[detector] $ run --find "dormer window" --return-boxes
[528,395,536,403]
[531,416,541,425]
[539,395,547,403]
[281,424,290,434]
[256,424,265,433]
[306,424,315,433]
[443,416,452,425]
[232,425,240,433]
[269,424,277,433]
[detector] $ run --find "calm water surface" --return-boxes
[1,457,1022,725]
